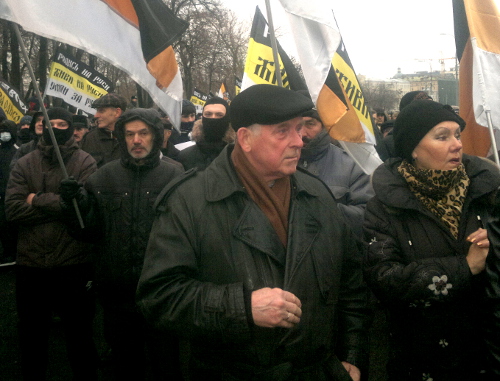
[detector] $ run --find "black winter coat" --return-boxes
[74,112,183,303]
[364,155,500,380]
[137,144,370,380]
[80,127,120,168]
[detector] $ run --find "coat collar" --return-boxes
[204,144,322,203]
[373,154,500,211]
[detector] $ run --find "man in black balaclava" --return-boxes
[5,106,98,380]
[0,119,18,265]
[171,99,196,144]
[176,96,233,171]
[17,115,32,145]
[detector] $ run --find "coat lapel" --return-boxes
[233,202,286,266]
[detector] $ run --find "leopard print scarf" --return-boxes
[398,160,470,238]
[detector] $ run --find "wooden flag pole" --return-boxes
[12,23,85,228]
[265,0,283,88]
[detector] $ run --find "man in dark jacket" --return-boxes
[80,93,126,167]
[10,110,44,170]
[6,107,98,380]
[177,96,234,171]
[61,108,183,380]
[298,108,373,236]
[0,119,18,265]
[137,85,370,381]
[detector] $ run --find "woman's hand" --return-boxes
[466,228,489,275]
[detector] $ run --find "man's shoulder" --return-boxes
[154,168,203,210]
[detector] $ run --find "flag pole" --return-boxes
[12,23,85,228]
[264,0,283,88]
[486,110,500,166]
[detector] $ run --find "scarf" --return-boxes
[231,142,291,247]
[398,160,470,238]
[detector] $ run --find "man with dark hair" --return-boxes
[61,108,183,380]
[6,107,98,380]
[137,84,369,381]
[177,96,234,171]
[80,92,127,167]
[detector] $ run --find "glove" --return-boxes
[59,176,82,203]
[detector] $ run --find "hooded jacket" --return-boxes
[363,155,500,379]
[5,136,96,267]
[298,129,374,236]
[76,108,183,302]
[137,144,370,380]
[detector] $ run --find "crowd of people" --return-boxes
[0,84,500,381]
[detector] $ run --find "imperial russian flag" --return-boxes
[0,0,188,128]
[453,0,500,157]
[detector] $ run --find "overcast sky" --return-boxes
[220,0,458,79]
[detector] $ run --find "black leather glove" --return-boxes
[59,176,82,203]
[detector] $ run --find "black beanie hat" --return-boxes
[204,96,229,115]
[393,100,466,162]
[399,91,432,111]
[47,107,73,128]
[230,84,314,130]
[181,100,196,116]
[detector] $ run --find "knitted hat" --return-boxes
[181,100,196,116]
[91,93,127,111]
[393,100,466,161]
[19,115,32,126]
[399,91,432,111]
[204,96,229,115]
[230,84,314,130]
[47,107,73,127]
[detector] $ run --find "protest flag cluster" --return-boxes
[0,0,188,128]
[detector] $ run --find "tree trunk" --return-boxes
[9,23,21,91]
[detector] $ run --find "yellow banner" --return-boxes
[243,38,290,89]
[332,52,373,134]
[48,62,109,100]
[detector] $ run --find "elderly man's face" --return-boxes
[240,116,304,182]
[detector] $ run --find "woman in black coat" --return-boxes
[363,100,500,381]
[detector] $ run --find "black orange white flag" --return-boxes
[241,7,307,92]
[279,0,381,173]
[453,0,500,157]
[0,0,188,128]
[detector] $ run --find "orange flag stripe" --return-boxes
[147,46,178,90]
[460,38,491,156]
[465,0,500,54]
[102,0,139,28]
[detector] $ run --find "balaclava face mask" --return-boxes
[42,107,75,146]
[202,114,230,142]
[180,120,194,133]
[18,128,31,144]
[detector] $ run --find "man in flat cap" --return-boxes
[137,84,369,380]
[81,93,127,167]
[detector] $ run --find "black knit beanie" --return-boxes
[43,107,75,145]
[393,100,466,162]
